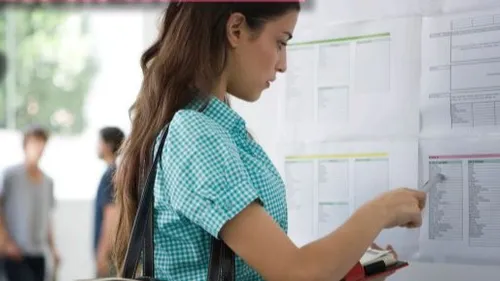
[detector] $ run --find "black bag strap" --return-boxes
[143,193,155,276]
[121,100,235,280]
[120,124,168,278]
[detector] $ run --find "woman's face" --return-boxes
[225,11,299,102]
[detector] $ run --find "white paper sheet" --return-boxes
[283,45,317,142]
[317,202,350,239]
[281,140,420,257]
[417,138,500,265]
[317,43,350,88]
[283,17,421,143]
[443,0,500,14]
[302,0,500,24]
[420,8,500,137]
[284,159,315,247]
[352,157,390,210]
[312,0,425,24]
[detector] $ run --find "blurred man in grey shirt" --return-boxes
[0,126,60,281]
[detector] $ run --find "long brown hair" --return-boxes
[113,2,300,274]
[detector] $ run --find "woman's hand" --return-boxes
[368,187,426,229]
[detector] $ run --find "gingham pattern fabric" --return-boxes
[153,96,288,281]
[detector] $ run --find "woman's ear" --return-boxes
[226,12,247,48]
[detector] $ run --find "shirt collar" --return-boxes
[186,95,247,135]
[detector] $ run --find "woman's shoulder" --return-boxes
[168,109,232,142]
[158,109,237,163]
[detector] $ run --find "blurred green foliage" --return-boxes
[0,8,98,135]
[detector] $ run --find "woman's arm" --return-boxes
[163,114,423,281]
[220,201,387,281]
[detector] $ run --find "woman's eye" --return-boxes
[277,41,287,50]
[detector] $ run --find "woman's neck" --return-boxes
[211,74,228,101]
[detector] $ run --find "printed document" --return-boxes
[418,139,500,265]
[420,8,500,137]
[282,140,420,256]
[283,17,421,142]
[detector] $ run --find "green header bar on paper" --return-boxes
[290,32,391,47]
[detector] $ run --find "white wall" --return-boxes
[53,201,94,280]
[54,10,145,280]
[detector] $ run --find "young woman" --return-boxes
[114,3,426,281]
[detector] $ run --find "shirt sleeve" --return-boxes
[164,112,261,238]
[102,169,115,205]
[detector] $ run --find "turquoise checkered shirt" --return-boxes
[153,96,288,280]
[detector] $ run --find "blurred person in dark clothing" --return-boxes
[94,127,124,277]
[0,51,6,83]
[0,126,60,281]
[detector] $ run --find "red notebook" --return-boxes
[342,248,409,281]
